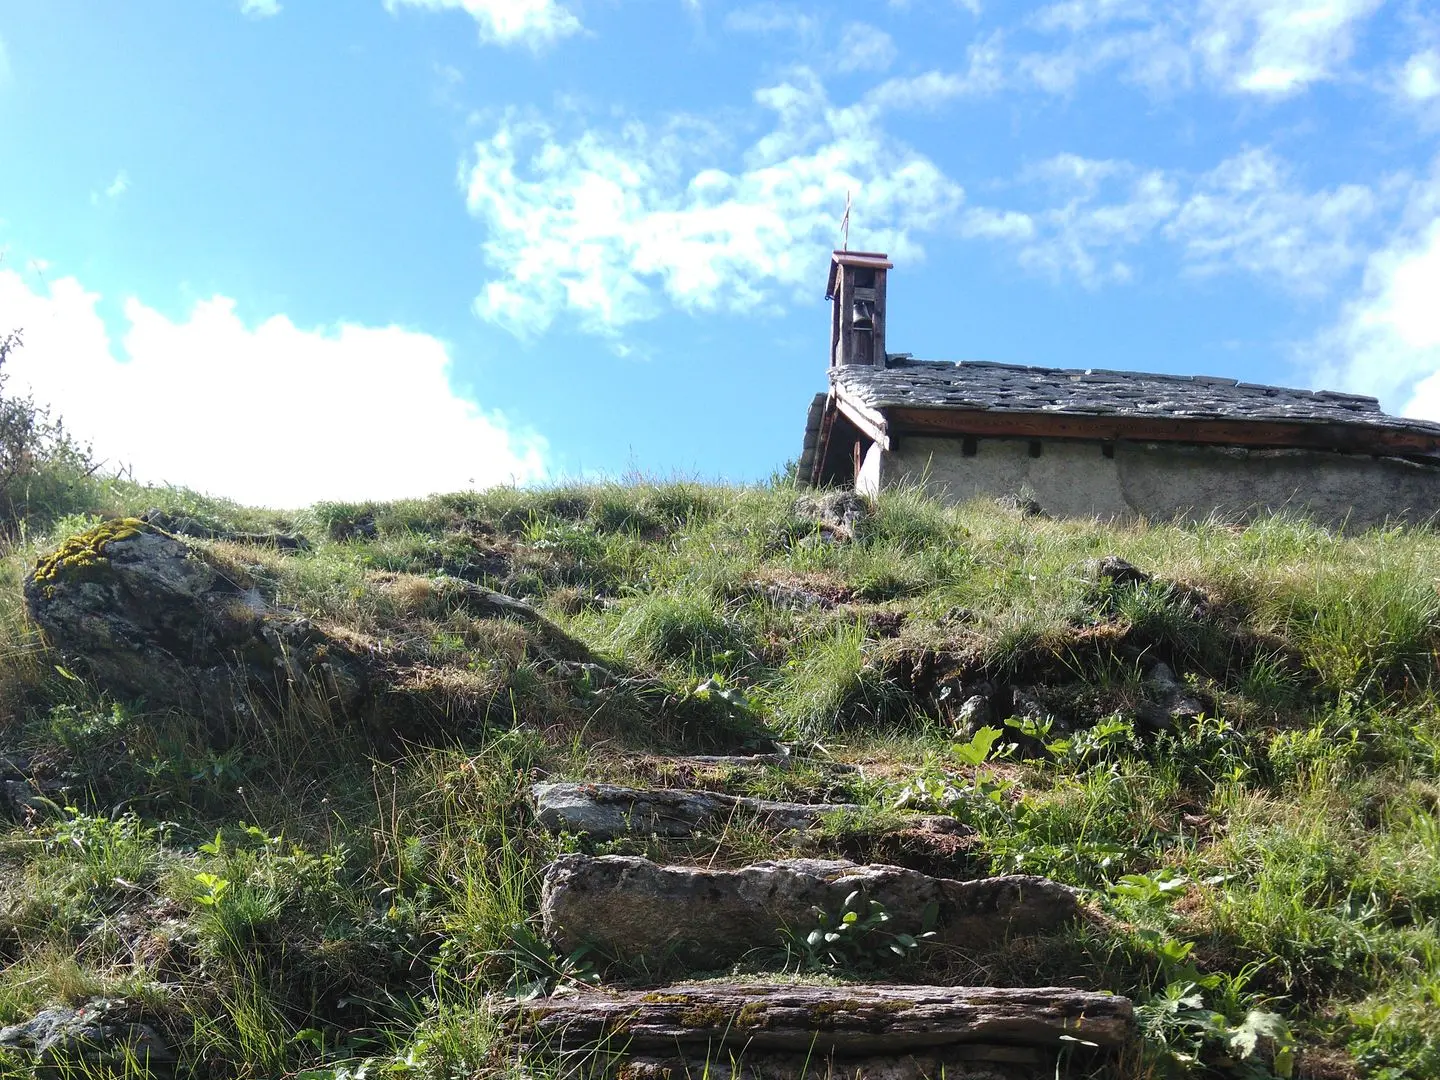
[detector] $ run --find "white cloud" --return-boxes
[724,4,821,40]
[384,0,581,49]
[835,23,897,73]
[461,72,963,338]
[1030,0,1150,34]
[1307,168,1440,413]
[864,35,1004,107]
[91,170,129,206]
[958,207,1036,241]
[1020,0,1386,96]
[1165,148,1382,291]
[0,270,547,507]
[1195,0,1384,93]
[965,147,1384,289]
[240,0,282,17]
[1399,48,1440,101]
[963,157,1179,285]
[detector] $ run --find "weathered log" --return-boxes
[541,856,1079,969]
[502,982,1133,1056]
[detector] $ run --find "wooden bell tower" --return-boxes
[826,250,891,369]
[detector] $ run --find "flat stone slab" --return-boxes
[533,782,885,839]
[541,856,1080,970]
[627,753,859,773]
[503,982,1132,1057]
[614,1048,1047,1080]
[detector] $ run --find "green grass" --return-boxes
[0,476,1439,1076]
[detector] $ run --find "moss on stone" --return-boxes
[806,997,912,1030]
[678,1004,731,1029]
[678,1001,770,1030]
[31,518,146,595]
[736,1002,769,1029]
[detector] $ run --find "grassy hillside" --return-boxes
[0,476,1437,1078]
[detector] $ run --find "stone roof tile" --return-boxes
[831,358,1440,438]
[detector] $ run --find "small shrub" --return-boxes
[0,329,101,531]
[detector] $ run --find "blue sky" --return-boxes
[1,0,1438,507]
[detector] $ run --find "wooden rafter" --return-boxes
[882,405,1440,458]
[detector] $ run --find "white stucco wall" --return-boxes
[862,435,1440,527]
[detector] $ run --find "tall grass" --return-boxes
[2,479,1440,1076]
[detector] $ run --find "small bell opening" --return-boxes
[852,299,875,331]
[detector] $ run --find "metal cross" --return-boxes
[840,190,852,251]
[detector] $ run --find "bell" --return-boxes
[852,299,875,330]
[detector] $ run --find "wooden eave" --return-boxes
[810,392,886,487]
[826,250,894,300]
[835,395,891,451]
[881,405,1440,459]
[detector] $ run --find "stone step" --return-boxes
[501,982,1132,1079]
[628,752,860,773]
[541,856,1079,971]
[532,782,967,841]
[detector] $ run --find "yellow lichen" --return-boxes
[31,518,146,594]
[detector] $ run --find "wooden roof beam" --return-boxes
[883,406,1440,458]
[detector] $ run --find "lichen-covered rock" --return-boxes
[1083,555,1151,588]
[532,782,867,839]
[501,982,1132,1065]
[24,520,375,727]
[1134,662,1208,732]
[532,783,965,841]
[793,490,871,540]
[0,999,173,1072]
[541,855,1080,970]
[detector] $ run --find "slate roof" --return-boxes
[832,358,1440,437]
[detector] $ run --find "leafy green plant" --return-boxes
[1108,868,1190,907]
[952,724,1004,766]
[485,922,600,1000]
[784,892,937,972]
[193,871,232,907]
[44,807,165,892]
[889,727,1015,825]
[1138,979,1296,1078]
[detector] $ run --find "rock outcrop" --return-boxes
[793,490,870,541]
[1135,662,1208,732]
[0,1000,172,1072]
[24,520,376,726]
[541,855,1080,969]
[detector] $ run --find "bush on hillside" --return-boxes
[0,329,99,532]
